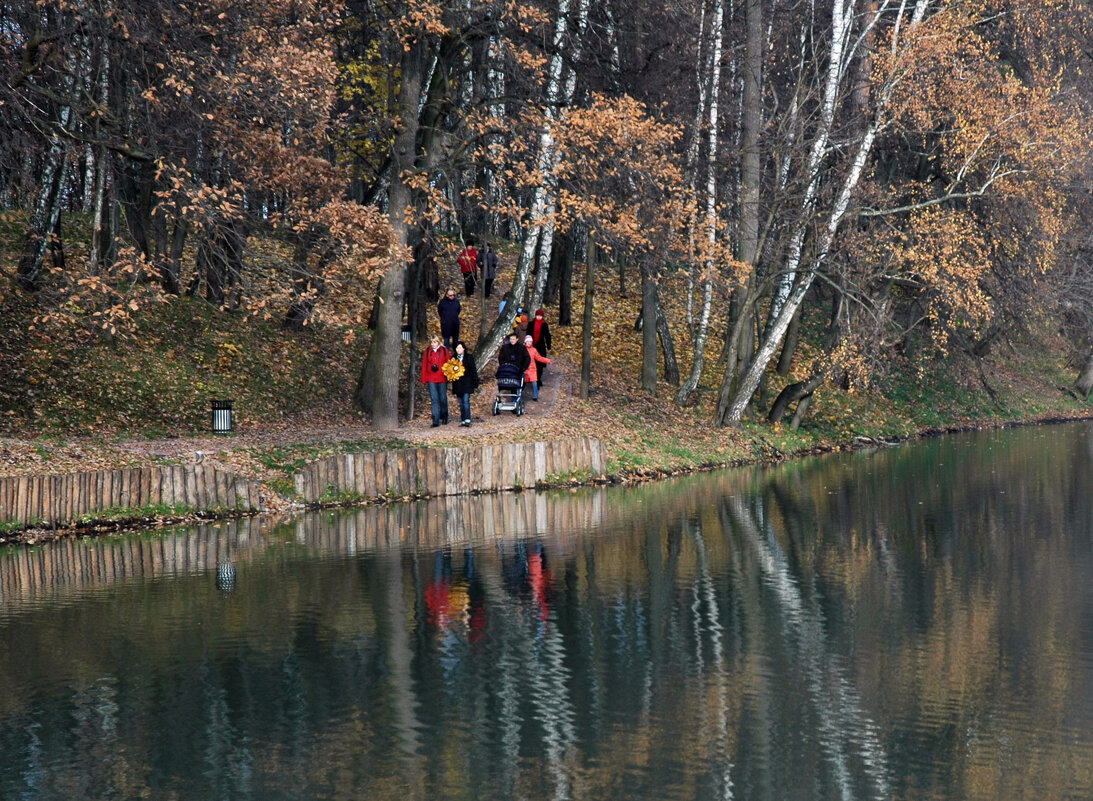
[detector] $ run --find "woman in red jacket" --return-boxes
[421,336,450,426]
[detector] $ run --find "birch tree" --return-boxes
[676,0,726,405]
[714,0,923,425]
[715,0,1085,426]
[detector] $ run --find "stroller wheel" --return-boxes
[493,399,500,415]
[515,401,524,416]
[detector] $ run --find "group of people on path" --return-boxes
[497,317,552,400]
[422,243,554,426]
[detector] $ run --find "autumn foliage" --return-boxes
[1,0,1091,433]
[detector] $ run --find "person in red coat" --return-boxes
[456,242,478,297]
[421,336,450,426]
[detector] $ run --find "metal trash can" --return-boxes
[211,399,233,434]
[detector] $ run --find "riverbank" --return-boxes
[4,337,1092,545]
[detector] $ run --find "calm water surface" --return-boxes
[3,422,1093,800]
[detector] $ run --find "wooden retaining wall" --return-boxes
[0,464,262,526]
[294,437,605,503]
[0,518,258,606]
[0,491,610,605]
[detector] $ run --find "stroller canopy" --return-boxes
[496,361,524,389]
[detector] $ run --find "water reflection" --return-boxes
[1,423,1093,800]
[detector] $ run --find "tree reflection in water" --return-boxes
[3,422,1093,800]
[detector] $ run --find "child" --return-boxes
[523,335,551,401]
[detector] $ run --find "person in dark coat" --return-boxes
[529,308,552,388]
[437,288,461,349]
[449,341,480,426]
[497,332,530,375]
[421,336,450,426]
[477,244,499,298]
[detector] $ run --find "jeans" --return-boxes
[458,393,471,422]
[528,381,538,400]
[442,326,459,351]
[427,382,448,423]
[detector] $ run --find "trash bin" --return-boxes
[211,399,233,434]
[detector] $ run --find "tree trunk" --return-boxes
[117,159,154,261]
[676,0,724,406]
[1075,353,1093,399]
[641,257,658,394]
[545,229,571,307]
[580,230,596,399]
[529,0,592,313]
[406,245,424,421]
[776,305,802,375]
[284,228,319,330]
[655,289,680,386]
[475,0,574,367]
[557,236,574,325]
[354,35,428,429]
[17,135,70,292]
[719,0,908,426]
[88,144,109,274]
[767,372,824,424]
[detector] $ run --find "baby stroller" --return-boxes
[493,361,526,416]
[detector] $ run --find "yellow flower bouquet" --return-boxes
[441,358,465,382]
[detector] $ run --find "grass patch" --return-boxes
[77,503,195,525]
[540,466,595,486]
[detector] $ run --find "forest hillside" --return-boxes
[2,0,1092,480]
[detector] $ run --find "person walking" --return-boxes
[437,288,461,349]
[529,308,552,388]
[477,243,499,298]
[498,331,530,375]
[523,334,551,401]
[421,336,451,426]
[512,306,528,340]
[457,241,478,297]
[449,341,480,426]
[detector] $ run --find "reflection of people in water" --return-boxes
[425,548,486,640]
[501,541,553,622]
[528,543,552,621]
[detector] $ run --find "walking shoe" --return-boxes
[431,422,439,428]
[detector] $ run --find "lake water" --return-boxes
[2,422,1093,800]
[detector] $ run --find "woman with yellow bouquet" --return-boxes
[447,341,480,427]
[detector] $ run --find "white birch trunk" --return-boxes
[476,0,573,365]
[676,0,724,405]
[529,0,592,312]
[683,0,712,334]
[721,0,929,424]
[89,49,110,274]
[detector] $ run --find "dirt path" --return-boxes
[62,356,581,468]
[0,270,585,480]
[397,356,575,441]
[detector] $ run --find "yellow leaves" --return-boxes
[550,95,688,257]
